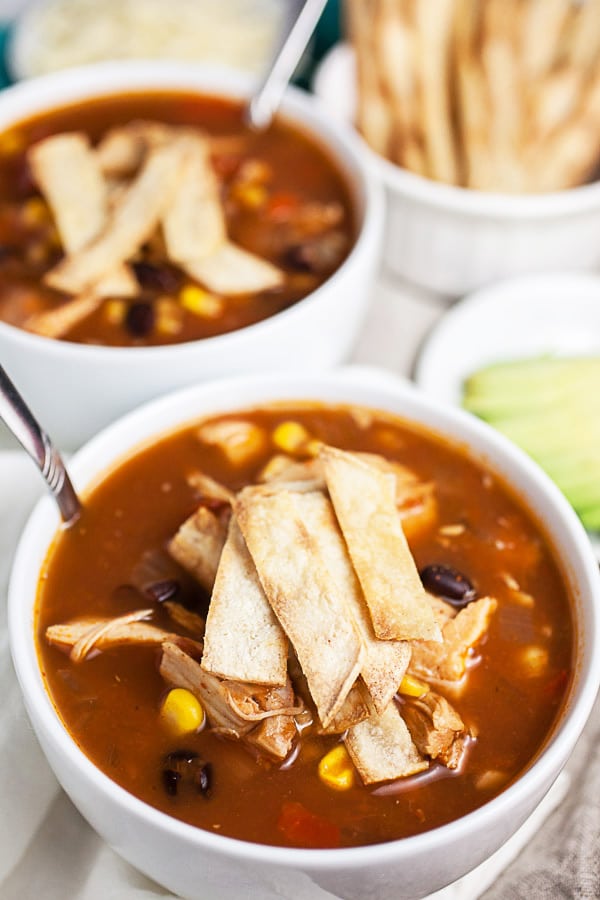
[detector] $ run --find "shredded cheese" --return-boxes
[11,0,286,78]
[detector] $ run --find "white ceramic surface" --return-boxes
[414,271,600,406]
[0,61,384,449]
[8,367,600,900]
[314,44,600,296]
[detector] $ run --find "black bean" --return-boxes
[132,261,180,293]
[162,768,180,797]
[283,243,315,272]
[195,763,212,797]
[145,579,180,604]
[125,301,155,337]
[419,564,476,607]
[162,751,212,800]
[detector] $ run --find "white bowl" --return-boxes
[8,367,600,900]
[0,60,384,449]
[314,44,600,296]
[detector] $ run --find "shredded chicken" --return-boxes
[402,691,470,769]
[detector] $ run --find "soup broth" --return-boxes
[36,403,573,848]
[0,93,354,346]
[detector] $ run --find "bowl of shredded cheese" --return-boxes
[9,0,288,79]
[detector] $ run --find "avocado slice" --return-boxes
[462,356,600,532]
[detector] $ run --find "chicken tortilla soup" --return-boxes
[0,93,354,346]
[36,403,573,848]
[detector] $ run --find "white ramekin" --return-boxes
[314,44,600,296]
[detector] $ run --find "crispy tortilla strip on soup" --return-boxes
[168,504,229,593]
[321,446,441,642]
[37,401,573,848]
[295,488,412,714]
[201,517,288,685]
[235,486,364,728]
[46,138,187,295]
[345,703,429,785]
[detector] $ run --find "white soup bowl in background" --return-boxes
[0,60,384,449]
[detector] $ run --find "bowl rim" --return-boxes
[8,368,600,872]
[0,59,383,358]
[314,42,600,220]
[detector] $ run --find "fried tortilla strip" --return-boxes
[168,505,229,592]
[95,120,173,175]
[530,66,583,143]
[410,596,497,683]
[29,132,108,251]
[24,292,106,339]
[28,132,137,334]
[24,261,138,337]
[375,0,421,169]
[454,0,490,189]
[356,452,438,541]
[348,0,392,156]
[202,517,288,685]
[480,0,526,192]
[521,0,571,78]
[566,0,600,71]
[403,691,469,769]
[414,0,458,184]
[318,680,372,734]
[345,702,428,785]
[321,447,440,643]
[299,490,411,714]
[162,133,226,264]
[46,138,186,294]
[528,67,600,190]
[235,486,364,728]
[183,241,283,296]
[160,641,255,737]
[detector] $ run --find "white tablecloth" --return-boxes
[1,269,598,899]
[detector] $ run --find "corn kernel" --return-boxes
[156,296,183,335]
[231,183,268,208]
[398,674,430,698]
[272,421,310,454]
[0,129,25,156]
[22,197,51,227]
[179,284,224,319]
[104,299,127,326]
[318,745,354,791]
[160,688,205,736]
[520,646,549,677]
[305,439,324,458]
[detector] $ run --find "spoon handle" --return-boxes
[0,365,81,524]
[247,0,329,130]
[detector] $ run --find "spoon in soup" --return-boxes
[0,364,81,525]
[246,0,329,130]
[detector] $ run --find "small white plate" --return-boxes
[415,271,600,556]
[414,271,600,405]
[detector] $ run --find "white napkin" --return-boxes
[0,451,579,900]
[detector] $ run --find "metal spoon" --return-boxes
[246,0,329,130]
[0,364,81,525]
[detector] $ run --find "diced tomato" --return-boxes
[267,191,300,220]
[277,801,341,849]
